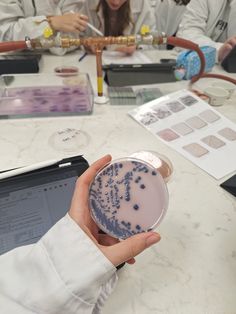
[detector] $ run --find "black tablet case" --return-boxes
[220,174,236,197]
[103,62,176,86]
[221,45,236,73]
[0,54,41,75]
[0,155,89,254]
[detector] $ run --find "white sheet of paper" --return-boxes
[129,89,236,180]
[102,50,152,65]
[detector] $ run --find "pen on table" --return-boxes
[78,52,87,62]
[0,159,64,180]
[87,22,104,36]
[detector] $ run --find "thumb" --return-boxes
[103,232,161,266]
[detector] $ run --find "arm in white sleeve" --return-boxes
[59,0,85,14]
[177,0,223,51]
[0,214,117,314]
[0,0,50,41]
[228,0,236,37]
[0,0,78,55]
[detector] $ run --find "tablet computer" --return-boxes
[0,156,89,255]
[103,62,176,86]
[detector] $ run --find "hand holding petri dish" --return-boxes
[89,157,169,239]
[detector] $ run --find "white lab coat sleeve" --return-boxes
[0,214,118,314]
[59,0,85,14]
[0,0,48,41]
[177,0,223,51]
[228,0,236,37]
[0,1,79,55]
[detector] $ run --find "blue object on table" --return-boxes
[176,46,216,80]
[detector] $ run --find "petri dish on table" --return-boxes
[89,157,169,239]
[48,128,90,153]
[54,66,79,77]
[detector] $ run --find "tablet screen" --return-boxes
[0,168,79,255]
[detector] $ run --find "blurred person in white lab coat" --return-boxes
[0,155,161,314]
[154,0,191,49]
[155,0,190,37]
[177,0,236,62]
[80,0,155,55]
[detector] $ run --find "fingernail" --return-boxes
[146,234,161,248]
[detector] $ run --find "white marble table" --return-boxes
[0,50,236,314]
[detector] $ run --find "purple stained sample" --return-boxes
[1,85,93,115]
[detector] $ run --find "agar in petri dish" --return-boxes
[89,157,169,239]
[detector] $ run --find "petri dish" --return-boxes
[130,151,173,182]
[89,157,169,239]
[54,66,79,77]
[48,128,90,152]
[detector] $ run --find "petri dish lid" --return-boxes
[130,150,173,182]
[89,157,169,239]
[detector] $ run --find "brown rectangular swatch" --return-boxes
[172,122,193,135]
[185,116,207,129]
[201,135,225,149]
[183,143,209,157]
[199,110,220,123]
[157,128,180,141]
[218,128,236,141]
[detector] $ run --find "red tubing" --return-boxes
[0,36,235,85]
[0,41,27,52]
[167,36,236,85]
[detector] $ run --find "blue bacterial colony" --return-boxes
[89,159,168,239]
[1,86,92,116]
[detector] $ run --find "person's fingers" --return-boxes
[102,232,161,266]
[125,47,136,55]
[115,45,136,55]
[98,233,119,246]
[80,14,89,22]
[75,16,88,30]
[126,257,136,265]
[227,37,236,46]
[219,43,233,62]
[71,154,112,209]
[98,235,135,264]
[74,23,85,32]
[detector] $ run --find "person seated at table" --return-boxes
[177,0,236,62]
[79,0,155,55]
[0,155,161,313]
[0,0,88,55]
[154,0,191,49]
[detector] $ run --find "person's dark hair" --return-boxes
[161,0,190,4]
[96,0,131,36]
